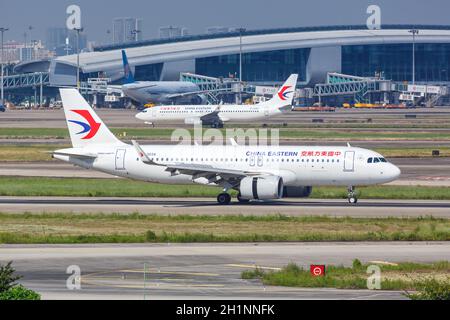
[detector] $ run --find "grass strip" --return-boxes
[0,176,450,200]
[0,214,448,244]
[1,127,450,141]
[241,261,450,294]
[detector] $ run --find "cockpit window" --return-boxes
[368,157,387,164]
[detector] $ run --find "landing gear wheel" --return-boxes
[347,186,358,205]
[217,193,231,205]
[348,196,358,204]
[237,193,250,203]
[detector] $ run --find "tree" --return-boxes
[0,261,22,293]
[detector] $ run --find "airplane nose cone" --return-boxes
[389,164,401,180]
[135,112,144,120]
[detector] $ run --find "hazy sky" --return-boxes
[1,0,449,44]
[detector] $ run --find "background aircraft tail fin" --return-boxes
[264,74,298,109]
[122,50,135,84]
[59,88,124,148]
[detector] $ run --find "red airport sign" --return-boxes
[310,265,326,277]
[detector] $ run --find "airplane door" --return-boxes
[152,109,157,118]
[115,149,126,171]
[250,155,256,167]
[344,151,355,172]
[264,107,270,117]
[257,155,264,167]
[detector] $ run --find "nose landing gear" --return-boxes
[347,186,358,204]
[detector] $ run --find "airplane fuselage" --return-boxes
[136,103,283,123]
[122,81,200,105]
[54,145,400,188]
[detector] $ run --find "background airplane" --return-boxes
[118,50,202,106]
[54,88,401,205]
[135,74,299,128]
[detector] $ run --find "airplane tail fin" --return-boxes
[59,88,124,148]
[264,74,298,109]
[122,50,135,84]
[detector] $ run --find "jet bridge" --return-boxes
[180,73,255,104]
[313,73,392,104]
[2,72,49,90]
[311,72,448,106]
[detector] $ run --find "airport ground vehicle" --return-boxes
[53,89,401,205]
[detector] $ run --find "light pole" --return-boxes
[408,29,419,85]
[131,29,141,42]
[0,27,9,107]
[74,27,83,89]
[237,27,246,103]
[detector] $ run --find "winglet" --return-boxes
[132,140,153,164]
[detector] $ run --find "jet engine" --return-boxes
[282,186,313,198]
[239,176,284,200]
[184,117,202,125]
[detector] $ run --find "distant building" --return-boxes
[0,40,53,63]
[19,47,33,62]
[159,26,188,39]
[46,27,87,56]
[15,25,450,88]
[113,18,143,44]
[206,26,230,34]
[46,27,67,52]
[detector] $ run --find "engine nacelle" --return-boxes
[239,176,284,200]
[184,117,202,125]
[282,186,313,198]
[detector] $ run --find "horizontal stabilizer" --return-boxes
[52,150,98,159]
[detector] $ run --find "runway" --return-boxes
[2,157,450,186]
[1,196,450,217]
[1,242,448,300]
[2,107,450,128]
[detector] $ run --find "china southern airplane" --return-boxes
[135,74,299,128]
[53,88,401,205]
[119,50,201,105]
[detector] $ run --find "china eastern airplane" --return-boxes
[53,88,401,205]
[135,74,299,128]
[118,50,202,105]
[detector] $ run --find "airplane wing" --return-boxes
[165,88,231,99]
[132,140,266,187]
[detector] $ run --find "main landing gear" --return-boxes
[347,186,358,204]
[217,193,231,205]
[211,120,224,129]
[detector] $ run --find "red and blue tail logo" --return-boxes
[69,110,101,140]
[278,86,293,101]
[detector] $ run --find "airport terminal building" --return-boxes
[11,25,450,92]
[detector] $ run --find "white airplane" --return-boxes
[118,50,202,105]
[135,74,299,128]
[54,88,401,205]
